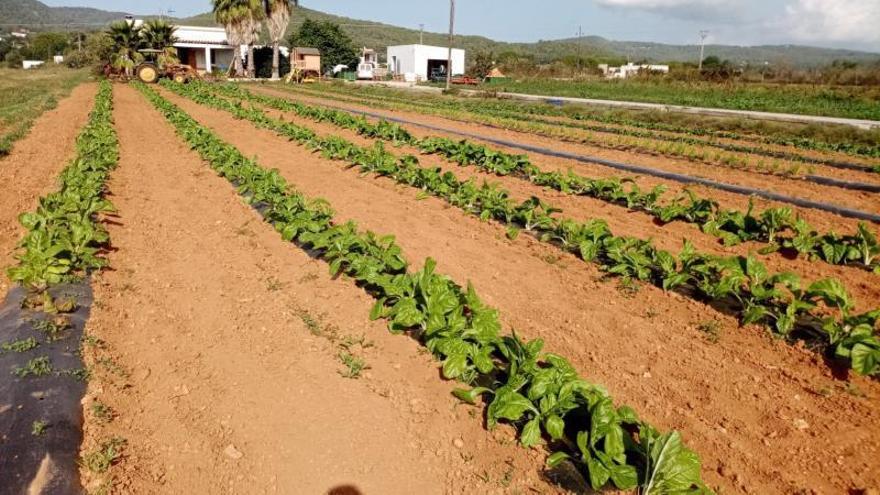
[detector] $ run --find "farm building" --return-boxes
[173,25,236,74]
[598,62,670,79]
[291,47,321,75]
[387,44,465,81]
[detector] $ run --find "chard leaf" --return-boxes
[643,431,703,495]
[452,386,492,404]
[488,388,537,427]
[520,417,542,447]
[442,352,468,379]
[545,414,565,440]
[369,298,387,320]
[587,457,611,490]
[851,342,880,376]
[609,463,639,490]
[546,451,571,468]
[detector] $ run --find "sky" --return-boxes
[43,0,880,52]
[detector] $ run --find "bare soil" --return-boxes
[0,83,97,290]
[79,84,559,494]
[159,86,880,494]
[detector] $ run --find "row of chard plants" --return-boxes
[165,80,880,377]
[8,80,119,296]
[136,81,710,494]
[281,83,880,167]
[215,83,880,275]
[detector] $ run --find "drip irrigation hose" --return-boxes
[294,98,880,223]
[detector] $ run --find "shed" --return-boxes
[292,47,321,75]
[387,44,465,81]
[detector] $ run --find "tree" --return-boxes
[106,20,144,76]
[142,19,179,66]
[468,50,494,79]
[213,0,263,77]
[64,32,114,71]
[288,19,357,74]
[24,32,69,61]
[264,0,296,79]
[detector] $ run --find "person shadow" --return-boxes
[327,485,363,495]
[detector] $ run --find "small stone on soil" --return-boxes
[224,444,243,460]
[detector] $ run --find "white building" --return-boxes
[387,44,465,81]
[173,25,236,74]
[599,62,669,79]
[22,60,44,69]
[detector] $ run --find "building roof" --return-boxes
[173,25,230,46]
[294,47,320,56]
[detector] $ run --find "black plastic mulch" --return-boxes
[0,283,92,495]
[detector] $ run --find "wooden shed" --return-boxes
[292,47,321,75]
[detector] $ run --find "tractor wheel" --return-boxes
[136,63,160,84]
[172,72,187,84]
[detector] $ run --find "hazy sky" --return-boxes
[43,0,880,52]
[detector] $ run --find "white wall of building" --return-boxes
[387,44,465,80]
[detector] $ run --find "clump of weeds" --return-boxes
[697,320,722,343]
[81,437,126,474]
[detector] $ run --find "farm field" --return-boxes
[2,79,879,495]
[461,78,880,121]
[0,67,91,156]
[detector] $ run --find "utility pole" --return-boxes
[576,25,583,74]
[698,30,709,70]
[446,0,455,91]
[419,23,424,45]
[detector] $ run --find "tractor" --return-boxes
[134,49,200,84]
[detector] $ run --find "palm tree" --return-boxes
[242,4,265,78]
[106,20,143,76]
[263,0,297,79]
[142,19,179,66]
[212,0,262,76]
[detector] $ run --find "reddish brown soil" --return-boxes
[0,83,97,291]
[237,91,880,313]
[159,86,880,494]
[79,84,560,494]
[255,86,880,221]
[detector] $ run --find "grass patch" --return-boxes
[0,67,90,157]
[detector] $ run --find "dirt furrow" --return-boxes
[0,83,97,293]
[254,86,880,228]
[79,83,554,494]
[246,98,880,311]
[160,86,880,494]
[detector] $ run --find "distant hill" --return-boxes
[0,0,129,30]
[181,6,880,67]
[3,1,878,68]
